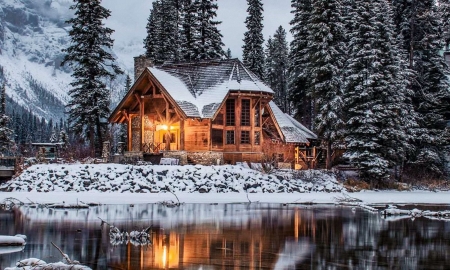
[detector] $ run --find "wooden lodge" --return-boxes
[109,57,318,169]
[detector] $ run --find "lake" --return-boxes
[1,203,450,269]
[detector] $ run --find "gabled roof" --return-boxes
[269,101,317,144]
[150,58,274,118]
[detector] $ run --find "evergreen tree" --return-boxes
[61,0,122,156]
[124,74,132,97]
[0,83,13,155]
[194,0,224,60]
[180,0,198,61]
[144,0,182,64]
[288,0,314,129]
[305,0,347,170]
[144,1,161,62]
[242,0,265,78]
[393,0,450,174]
[50,127,58,143]
[344,0,413,183]
[226,48,232,59]
[265,26,290,113]
[439,0,450,49]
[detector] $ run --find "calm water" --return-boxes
[1,203,450,269]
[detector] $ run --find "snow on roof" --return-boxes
[269,101,317,144]
[149,59,274,118]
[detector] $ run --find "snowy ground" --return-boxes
[0,164,449,205]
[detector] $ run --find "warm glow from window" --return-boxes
[162,246,167,268]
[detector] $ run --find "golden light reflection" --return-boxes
[162,246,167,268]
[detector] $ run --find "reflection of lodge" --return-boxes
[109,57,318,169]
[112,209,318,270]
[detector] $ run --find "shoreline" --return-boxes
[1,191,450,206]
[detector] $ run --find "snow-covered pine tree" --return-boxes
[265,26,290,113]
[144,0,182,64]
[144,1,161,62]
[439,0,450,49]
[344,0,414,183]
[49,127,58,143]
[0,83,13,155]
[305,0,347,170]
[226,48,232,59]
[393,0,450,175]
[118,76,129,146]
[61,0,122,156]
[180,0,198,61]
[124,74,132,97]
[288,0,313,129]
[193,0,224,60]
[242,0,265,78]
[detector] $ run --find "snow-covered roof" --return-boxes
[269,101,317,144]
[150,59,274,118]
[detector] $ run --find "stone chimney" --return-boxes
[134,55,153,81]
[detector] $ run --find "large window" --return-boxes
[226,130,235,145]
[241,99,250,126]
[212,129,223,146]
[226,99,235,126]
[241,131,250,144]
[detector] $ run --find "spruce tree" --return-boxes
[180,0,198,61]
[144,1,161,62]
[344,0,413,183]
[226,48,232,59]
[194,0,224,60]
[144,0,182,64]
[439,0,450,49]
[0,83,13,155]
[305,0,347,170]
[62,0,122,156]
[265,26,290,113]
[289,0,313,129]
[393,0,450,175]
[242,0,265,78]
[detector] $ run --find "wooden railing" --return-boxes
[142,143,164,154]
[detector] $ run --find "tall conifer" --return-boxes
[344,0,413,183]
[265,26,290,113]
[194,0,224,60]
[242,0,265,78]
[289,0,313,129]
[62,0,122,156]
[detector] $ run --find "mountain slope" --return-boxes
[0,0,138,122]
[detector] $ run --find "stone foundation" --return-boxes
[161,151,188,165]
[162,151,223,165]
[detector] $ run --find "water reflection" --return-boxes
[1,204,450,269]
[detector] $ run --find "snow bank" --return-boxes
[0,164,343,194]
[0,235,26,246]
[4,259,91,270]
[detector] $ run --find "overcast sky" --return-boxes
[102,0,293,59]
